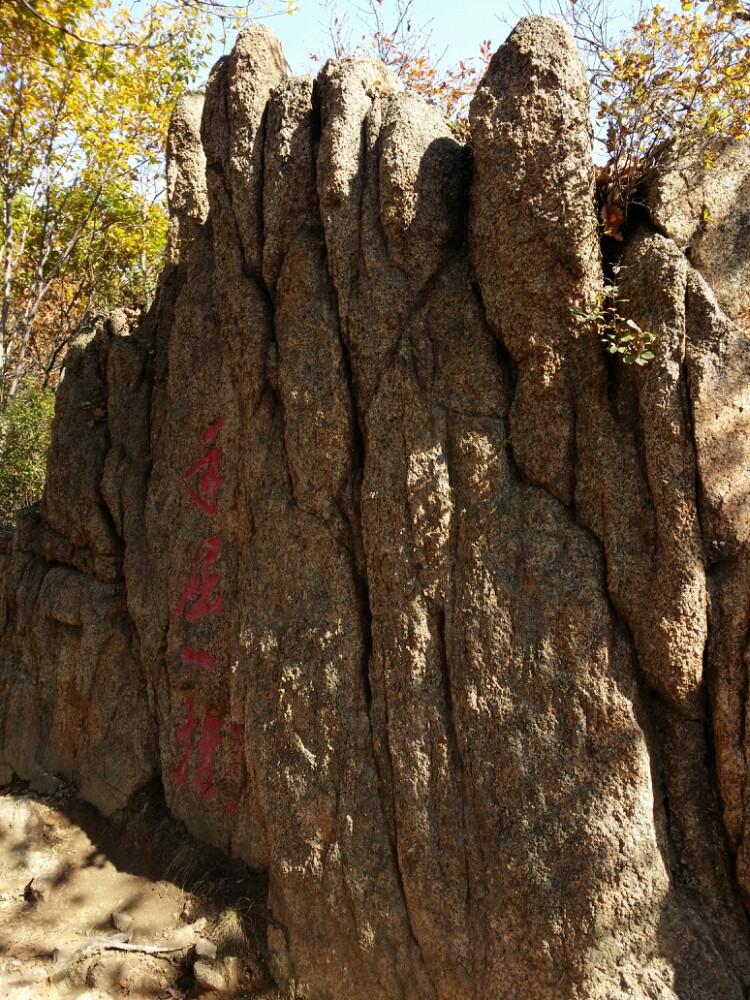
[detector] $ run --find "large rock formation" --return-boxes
[2,15,750,999]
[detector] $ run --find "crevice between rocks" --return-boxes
[701,627,750,920]
[438,426,476,973]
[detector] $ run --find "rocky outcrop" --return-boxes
[2,15,750,1000]
[647,138,750,324]
[166,90,209,262]
[0,315,157,816]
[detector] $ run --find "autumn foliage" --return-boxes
[573,0,750,236]
[0,0,214,404]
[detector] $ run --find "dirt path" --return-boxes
[0,779,283,999]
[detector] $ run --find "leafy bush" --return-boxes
[563,0,750,236]
[570,266,656,366]
[0,383,56,523]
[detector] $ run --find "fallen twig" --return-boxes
[79,939,192,955]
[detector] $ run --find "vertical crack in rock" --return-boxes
[316,57,383,341]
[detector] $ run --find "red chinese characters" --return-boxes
[171,535,224,623]
[183,417,226,517]
[172,700,225,802]
[194,707,223,802]
[180,647,215,673]
[172,418,229,806]
[172,698,199,790]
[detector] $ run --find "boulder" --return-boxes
[2,14,750,1000]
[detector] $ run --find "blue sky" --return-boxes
[274,0,515,73]
[239,0,650,77]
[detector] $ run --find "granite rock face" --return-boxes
[2,16,750,999]
[647,139,750,324]
[166,90,209,263]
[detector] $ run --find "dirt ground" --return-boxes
[0,778,285,1000]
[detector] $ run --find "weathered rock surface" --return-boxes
[2,14,750,1000]
[647,138,750,323]
[167,90,209,263]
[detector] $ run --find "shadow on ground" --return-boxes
[0,777,285,1000]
